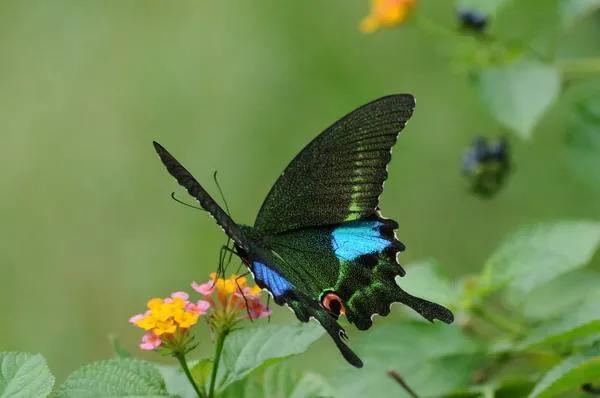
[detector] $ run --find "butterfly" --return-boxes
[153,95,454,368]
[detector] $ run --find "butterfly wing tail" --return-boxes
[395,287,454,324]
[153,141,248,251]
[288,294,363,368]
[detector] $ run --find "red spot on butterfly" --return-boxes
[321,291,346,317]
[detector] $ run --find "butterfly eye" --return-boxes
[321,292,346,318]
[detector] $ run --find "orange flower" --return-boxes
[360,0,417,33]
[192,273,271,324]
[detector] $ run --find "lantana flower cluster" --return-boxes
[130,273,270,352]
[129,292,210,351]
[192,272,271,321]
[360,0,417,33]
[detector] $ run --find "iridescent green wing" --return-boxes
[254,95,415,234]
[263,218,453,328]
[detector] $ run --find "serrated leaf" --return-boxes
[217,323,324,392]
[334,322,484,398]
[220,364,333,398]
[529,348,600,397]
[566,92,600,190]
[0,352,55,398]
[474,58,561,139]
[56,358,171,398]
[519,294,600,349]
[480,221,600,296]
[560,0,600,27]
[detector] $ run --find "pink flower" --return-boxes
[192,281,215,296]
[171,291,189,301]
[186,300,211,315]
[129,314,144,324]
[246,296,272,319]
[139,331,162,350]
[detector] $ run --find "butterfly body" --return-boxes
[153,95,454,368]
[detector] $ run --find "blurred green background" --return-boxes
[0,0,598,382]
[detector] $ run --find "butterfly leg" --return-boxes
[215,243,238,285]
[234,272,254,321]
[395,287,454,324]
[266,294,271,324]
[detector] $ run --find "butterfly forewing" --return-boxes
[254,95,415,234]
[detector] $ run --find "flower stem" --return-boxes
[175,351,205,398]
[208,331,228,398]
[472,305,524,337]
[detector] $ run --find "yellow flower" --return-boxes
[149,301,173,322]
[174,311,200,329]
[134,315,157,331]
[360,0,417,33]
[154,319,177,336]
[248,285,262,296]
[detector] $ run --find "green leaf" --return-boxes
[220,364,333,398]
[529,348,600,397]
[401,260,459,311]
[0,352,55,398]
[191,358,213,389]
[519,293,600,349]
[566,91,600,190]
[109,334,133,359]
[480,221,600,296]
[156,364,197,398]
[473,58,561,139]
[519,269,600,321]
[334,322,484,398]
[56,358,171,398]
[560,0,600,27]
[217,323,325,392]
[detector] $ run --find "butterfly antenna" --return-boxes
[213,171,232,216]
[213,171,236,274]
[170,192,205,211]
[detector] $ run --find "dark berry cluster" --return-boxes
[458,7,488,32]
[462,137,510,197]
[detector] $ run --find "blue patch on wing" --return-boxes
[252,261,292,297]
[331,221,391,261]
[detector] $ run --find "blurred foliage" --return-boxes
[4,220,599,397]
[0,0,599,397]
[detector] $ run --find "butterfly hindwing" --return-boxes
[254,95,415,235]
[263,218,453,330]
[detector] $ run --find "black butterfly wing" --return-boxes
[152,141,251,252]
[254,94,415,235]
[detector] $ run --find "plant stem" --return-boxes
[208,331,228,398]
[175,351,205,398]
[472,305,524,337]
[387,369,419,398]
